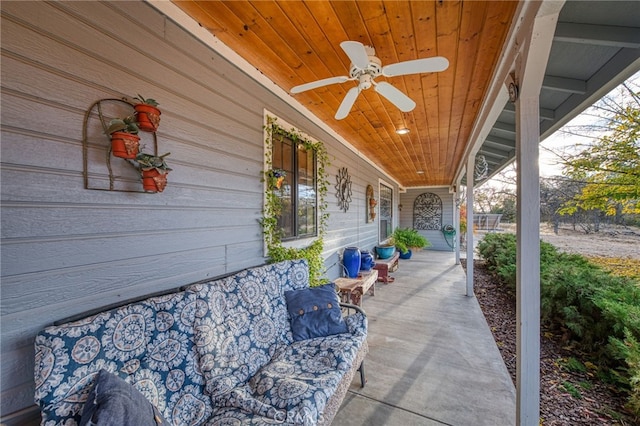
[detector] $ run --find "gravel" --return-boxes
[464,259,637,425]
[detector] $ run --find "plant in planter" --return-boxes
[392,227,431,259]
[106,116,140,159]
[133,94,161,132]
[136,152,172,193]
[266,168,286,190]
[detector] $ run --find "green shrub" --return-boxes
[608,330,640,415]
[477,233,517,289]
[477,232,640,416]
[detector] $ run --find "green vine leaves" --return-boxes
[261,116,330,286]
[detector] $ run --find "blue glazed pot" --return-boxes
[360,250,375,271]
[376,245,395,259]
[343,247,361,278]
[399,249,412,260]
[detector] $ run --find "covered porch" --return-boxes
[333,250,515,425]
[2,1,638,423]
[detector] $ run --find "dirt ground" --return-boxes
[498,222,640,259]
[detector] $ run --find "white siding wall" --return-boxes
[399,188,455,251]
[0,1,396,422]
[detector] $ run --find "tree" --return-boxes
[559,81,640,218]
[474,164,517,222]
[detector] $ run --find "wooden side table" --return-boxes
[373,251,400,283]
[334,270,378,307]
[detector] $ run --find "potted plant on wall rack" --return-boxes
[133,94,161,132]
[106,116,140,159]
[136,152,171,193]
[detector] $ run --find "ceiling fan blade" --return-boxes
[382,56,449,77]
[290,76,349,94]
[374,82,416,112]
[335,87,360,120]
[340,41,370,70]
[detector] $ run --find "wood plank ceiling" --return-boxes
[173,0,519,187]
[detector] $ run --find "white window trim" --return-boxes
[378,178,396,245]
[263,110,320,254]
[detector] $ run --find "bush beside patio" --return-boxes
[477,233,640,417]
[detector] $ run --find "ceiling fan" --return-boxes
[291,41,449,120]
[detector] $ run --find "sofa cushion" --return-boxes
[189,260,310,397]
[212,331,367,425]
[285,284,348,341]
[80,369,167,426]
[34,291,213,425]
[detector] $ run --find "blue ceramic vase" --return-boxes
[375,245,395,259]
[343,247,361,278]
[360,250,375,271]
[399,249,412,260]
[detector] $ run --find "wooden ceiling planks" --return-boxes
[172,0,519,188]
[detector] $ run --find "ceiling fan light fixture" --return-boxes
[396,128,410,135]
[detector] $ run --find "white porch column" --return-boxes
[465,159,475,297]
[515,91,541,426]
[454,190,461,265]
[513,3,564,424]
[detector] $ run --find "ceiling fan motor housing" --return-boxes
[349,46,382,88]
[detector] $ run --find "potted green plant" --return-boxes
[266,168,286,190]
[133,94,161,132]
[392,227,431,259]
[106,116,140,159]
[136,152,172,193]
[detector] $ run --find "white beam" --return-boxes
[542,75,587,94]
[554,22,640,48]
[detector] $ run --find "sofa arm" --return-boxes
[340,303,367,337]
[340,302,365,316]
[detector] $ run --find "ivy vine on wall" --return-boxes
[261,115,330,286]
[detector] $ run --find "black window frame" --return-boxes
[270,128,318,241]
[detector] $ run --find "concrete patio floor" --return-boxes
[332,249,516,426]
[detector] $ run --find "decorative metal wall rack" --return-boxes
[82,98,165,193]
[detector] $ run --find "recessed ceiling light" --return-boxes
[417,170,425,174]
[396,128,410,135]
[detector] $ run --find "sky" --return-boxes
[479,71,639,189]
[531,71,638,178]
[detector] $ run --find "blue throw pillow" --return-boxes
[285,283,348,341]
[80,369,167,426]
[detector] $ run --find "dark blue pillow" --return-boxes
[80,369,167,426]
[285,283,348,341]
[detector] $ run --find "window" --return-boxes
[271,130,317,240]
[379,183,393,241]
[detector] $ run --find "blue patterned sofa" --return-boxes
[34,259,368,425]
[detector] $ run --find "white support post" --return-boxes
[511,4,563,423]
[515,93,541,426]
[454,191,460,265]
[465,159,475,297]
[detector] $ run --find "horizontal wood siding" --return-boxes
[400,188,455,251]
[0,1,397,420]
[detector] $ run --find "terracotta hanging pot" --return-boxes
[134,104,161,132]
[141,169,169,193]
[110,132,140,159]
